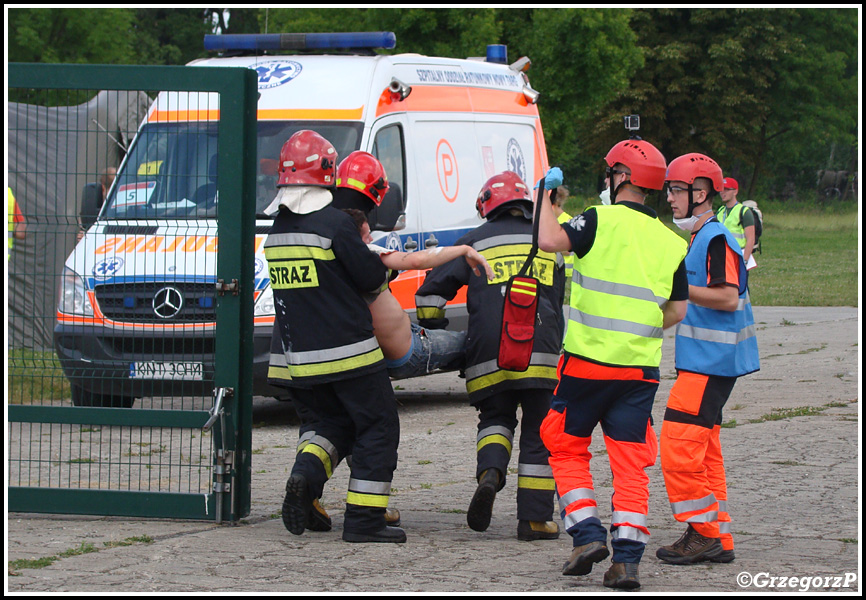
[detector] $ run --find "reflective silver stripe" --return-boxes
[264,231,332,250]
[574,270,669,307]
[518,463,553,477]
[719,521,731,534]
[718,500,729,514]
[348,478,392,495]
[473,234,534,252]
[464,353,560,380]
[308,434,340,468]
[558,487,595,510]
[568,306,663,339]
[270,352,288,368]
[730,231,746,241]
[415,294,448,309]
[563,505,600,530]
[477,425,514,445]
[686,510,719,523]
[296,430,315,451]
[611,525,650,544]
[286,337,379,365]
[671,493,717,515]
[677,323,757,346]
[611,511,648,528]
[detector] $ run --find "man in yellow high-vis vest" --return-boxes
[716,177,755,263]
[537,140,689,590]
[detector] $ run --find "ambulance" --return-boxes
[54,32,550,407]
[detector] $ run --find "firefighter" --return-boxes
[265,131,405,544]
[414,171,566,541]
[535,140,689,589]
[716,177,756,263]
[656,154,760,565]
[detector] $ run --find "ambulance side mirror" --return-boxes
[369,181,406,232]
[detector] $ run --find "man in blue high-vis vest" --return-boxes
[657,153,760,566]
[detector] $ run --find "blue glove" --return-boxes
[535,166,563,190]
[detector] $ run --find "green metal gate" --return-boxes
[7,63,257,522]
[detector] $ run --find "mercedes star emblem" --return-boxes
[153,286,184,319]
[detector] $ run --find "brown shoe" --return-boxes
[385,507,401,527]
[517,520,560,541]
[603,561,641,590]
[305,498,332,532]
[562,541,610,576]
[656,525,724,564]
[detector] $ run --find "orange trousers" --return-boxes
[660,371,736,550]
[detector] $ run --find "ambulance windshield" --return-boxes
[103,121,362,220]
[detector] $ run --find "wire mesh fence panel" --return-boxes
[8,64,257,521]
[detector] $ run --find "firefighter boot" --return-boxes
[603,562,641,590]
[517,520,561,541]
[342,526,407,544]
[282,474,311,535]
[562,541,610,576]
[306,498,332,532]
[656,525,724,565]
[467,469,501,532]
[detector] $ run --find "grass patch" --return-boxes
[748,401,848,424]
[7,349,71,404]
[9,537,152,576]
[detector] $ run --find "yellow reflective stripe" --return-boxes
[338,177,367,192]
[265,246,335,261]
[477,434,513,455]
[289,347,384,378]
[346,491,390,508]
[518,476,557,491]
[300,444,333,478]
[510,287,537,297]
[267,364,293,382]
[416,307,445,320]
[466,366,557,394]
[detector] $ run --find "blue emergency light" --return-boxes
[204,32,397,53]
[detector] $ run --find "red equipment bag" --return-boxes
[498,275,539,371]
[496,177,552,372]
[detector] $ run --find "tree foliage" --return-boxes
[7,7,858,202]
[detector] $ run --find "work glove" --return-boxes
[535,167,563,190]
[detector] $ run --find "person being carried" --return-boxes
[341,206,493,379]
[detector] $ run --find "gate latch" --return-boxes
[215,279,239,296]
[203,387,234,432]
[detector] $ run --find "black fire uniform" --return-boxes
[415,212,565,521]
[265,205,399,534]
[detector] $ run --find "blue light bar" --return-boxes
[204,32,396,52]
[487,45,508,64]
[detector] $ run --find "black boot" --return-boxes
[467,469,501,532]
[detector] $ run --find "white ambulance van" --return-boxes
[55,32,550,406]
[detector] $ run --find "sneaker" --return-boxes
[517,520,560,541]
[603,561,641,590]
[342,526,407,544]
[305,498,332,532]
[562,541,610,576]
[282,474,311,535]
[709,549,736,563]
[656,525,724,565]
[467,469,500,532]
[385,507,402,527]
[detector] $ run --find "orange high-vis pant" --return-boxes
[660,371,737,550]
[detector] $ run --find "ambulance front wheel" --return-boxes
[71,384,135,409]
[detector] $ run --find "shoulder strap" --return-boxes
[517,177,547,278]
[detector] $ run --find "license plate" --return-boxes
[130,361,203,381]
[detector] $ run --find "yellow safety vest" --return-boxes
[8,188,18,257]
[716,203,747,249]
[564,205,687,368]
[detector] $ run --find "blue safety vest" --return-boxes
[675,221,760,377]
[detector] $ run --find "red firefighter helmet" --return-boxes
[604,139,668,191]
[476,171,532,219]
[277,130,337,187]
[665,153,724,193]
[336,151,390,206]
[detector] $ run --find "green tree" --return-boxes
[589,8,858,201]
